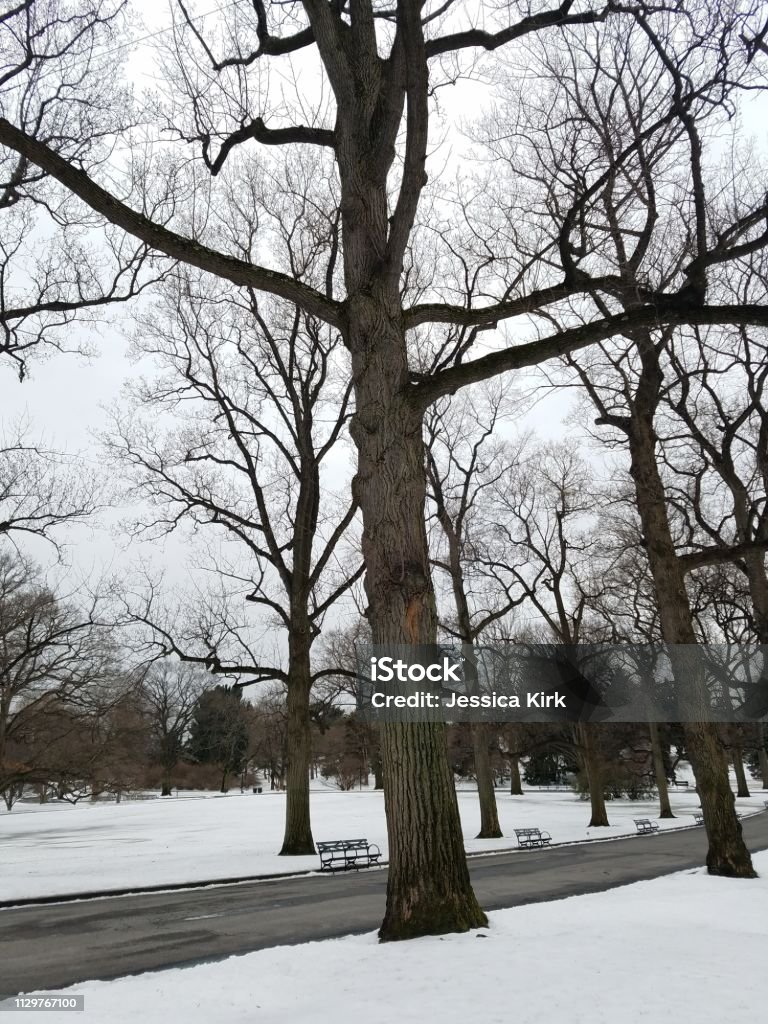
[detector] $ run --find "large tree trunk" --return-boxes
[627,390,754,876]
[349,293,486,940]
[649,721,675,819]
[279,631,315,856]
[576,723,609,827]
[685,721,752,874]
[732,747,750,798]
[472,723,502,838]
[333,13,486,930]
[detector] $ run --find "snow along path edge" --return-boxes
[3,807,764,911]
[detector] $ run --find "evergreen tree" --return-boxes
[187,687,249,793]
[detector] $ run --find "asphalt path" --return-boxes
[3,812,768,997]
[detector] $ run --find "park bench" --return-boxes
[692,811,742,823]
[633,818,660,834]
[514,827,552,848]
[317,839,381,873]
[669,780,689,789]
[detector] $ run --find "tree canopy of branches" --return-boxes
[140,660,207,796]
[0,1,164,379]
[0,418,100,549]
[0,551,115,809]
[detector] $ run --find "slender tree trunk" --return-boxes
[435,481,502,839]
[732,747,750,798]
[472,723,502,837]
[757,722,768,790]
[279,630,315,855]
[350,294,486,940]
[737,557,768,788]
[627,392,754,876]
[576,722,609,826]
[649,720,674,818]
[509,755,523,795]
[161,764,172,797]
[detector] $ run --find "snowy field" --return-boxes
[2,779,766,902]
[14,850,768,1023]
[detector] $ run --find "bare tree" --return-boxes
[0,1,163,379]
[425,386,526,838]
[248,684,289,792]
[0,551,115,809]
[140,660,206,796]
[3,1,768,931]
[109,266,360,854]
[487,441,614,826]
[471,8,768,872]
[662,326,768,681]
[0,418,100,549]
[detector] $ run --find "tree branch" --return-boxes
[680,540,768,574]
[424,2,610,58]
[200,118,335,176]
[410,304,768,410]
[0,119,345,328]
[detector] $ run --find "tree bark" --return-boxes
[576,722,609,827]
[349,292,486,940]
[732,747,750,798]
[509,755,523,795]
[472,723,502,837]
[373,762,384,789]
[627,382,754,876]
[649,720,675,818]
[279,629,315,856]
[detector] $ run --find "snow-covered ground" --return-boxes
[13,850,768,1023]
[3,778,766,902]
